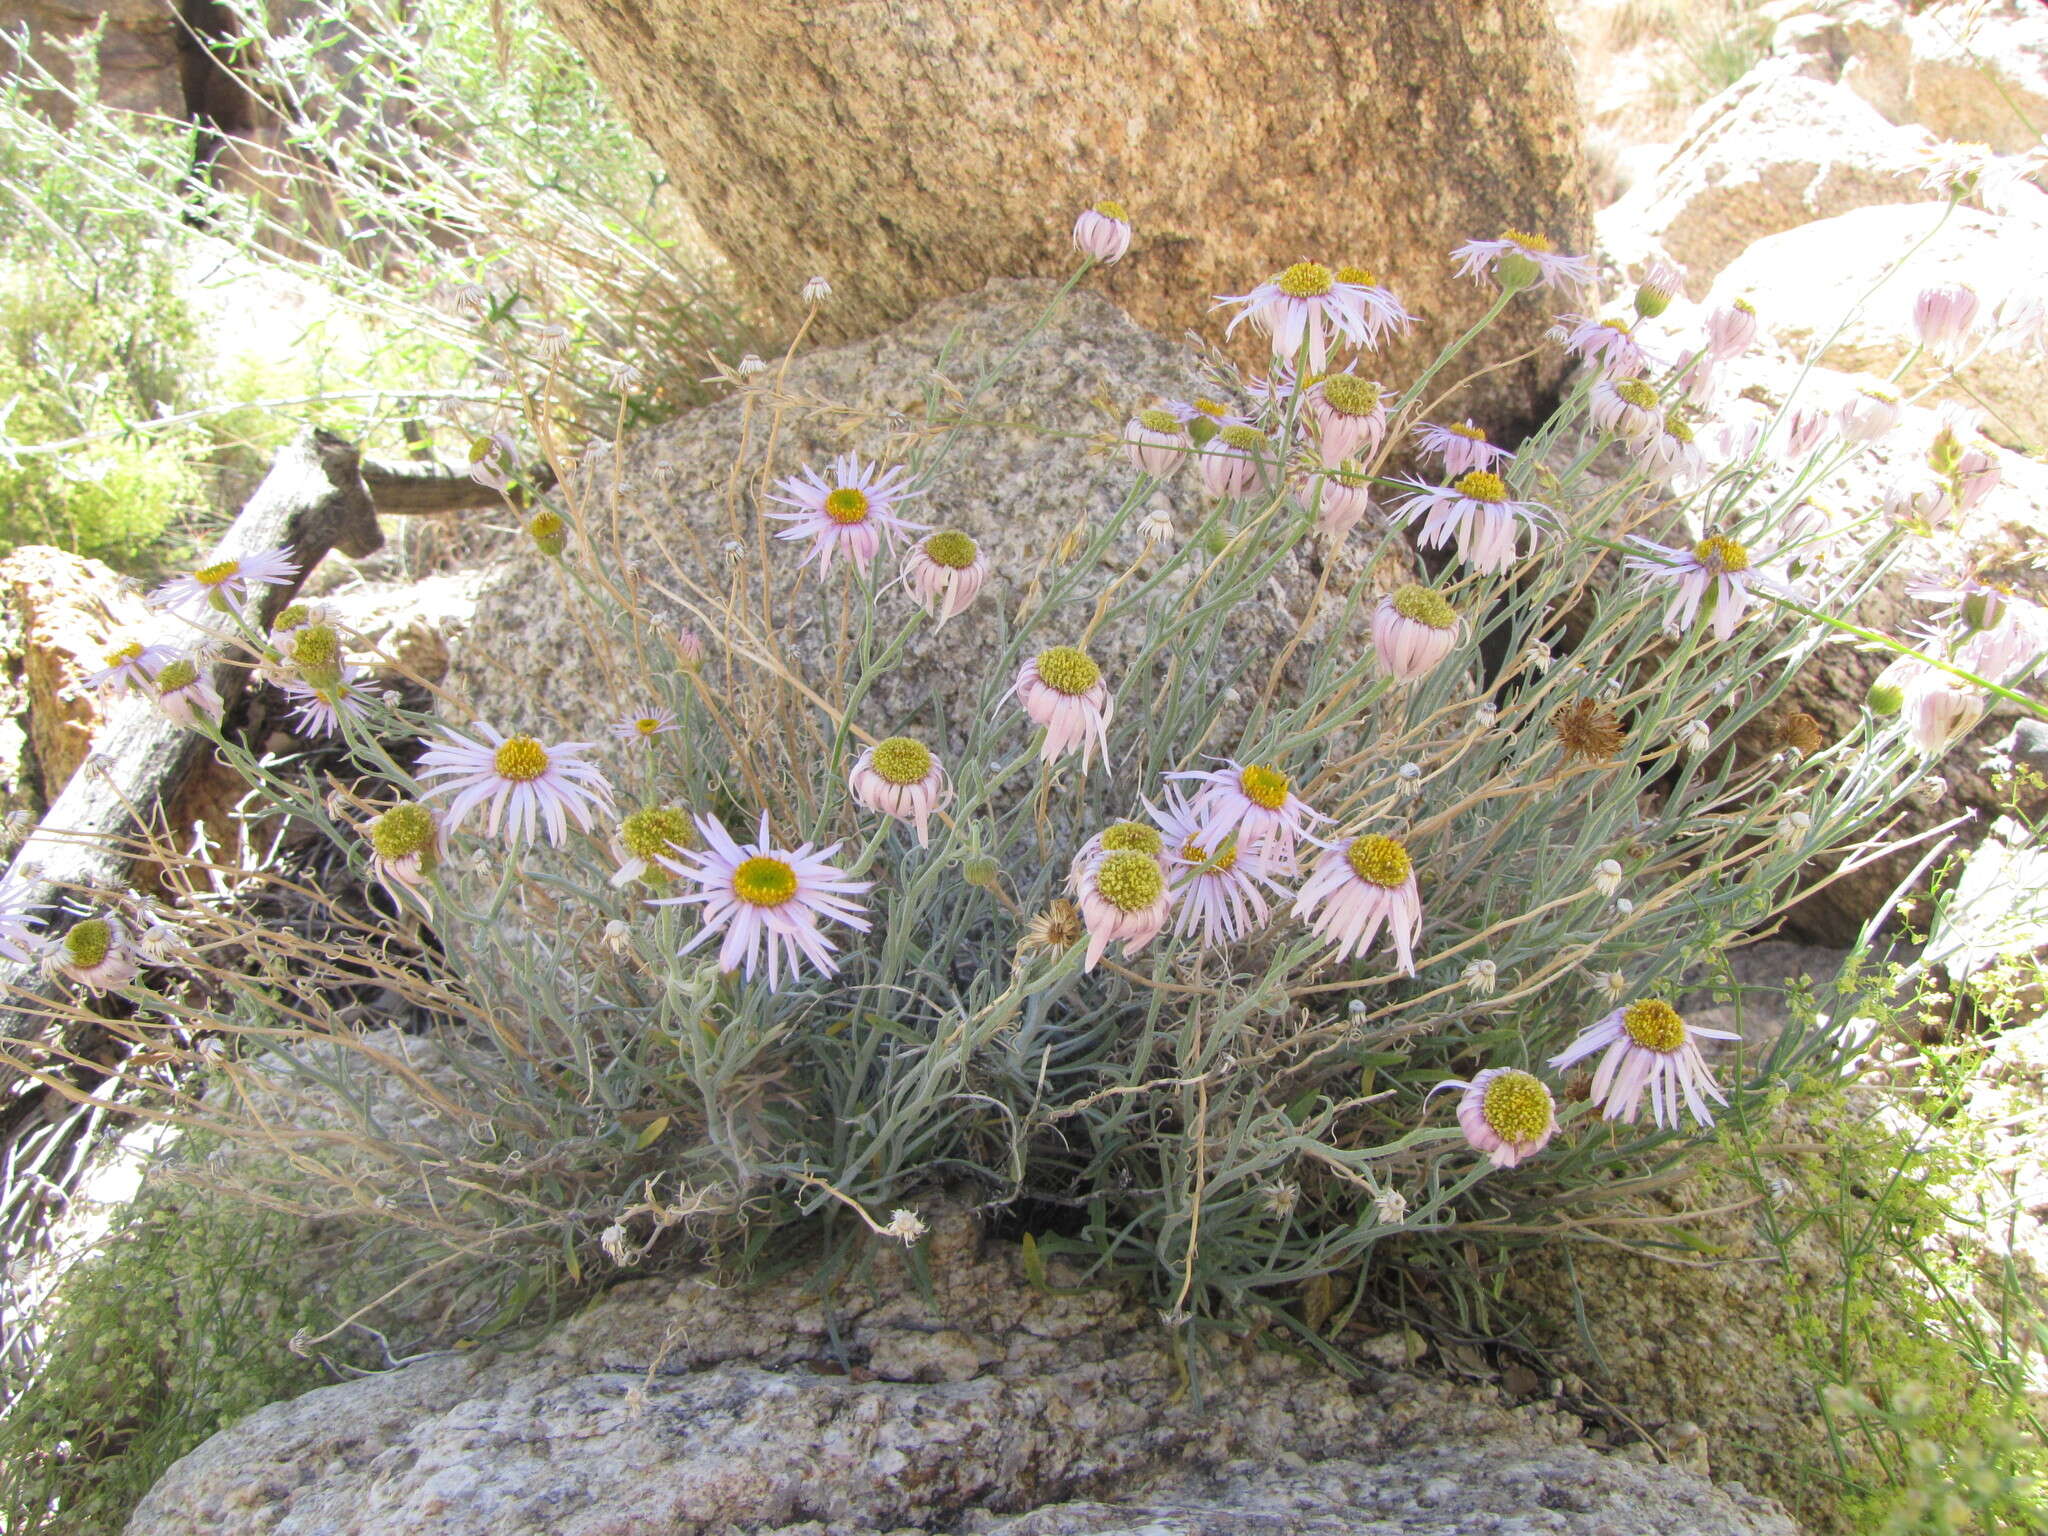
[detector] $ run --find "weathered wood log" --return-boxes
[358,455,554,515]
[0,428,379,1042]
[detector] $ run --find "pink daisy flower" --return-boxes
[149,545,300,622]
[1901,668,1985,752]
[1313,464,1375,541]
[1293,832,1423,976]
[1163,396,1250,434]
[767,453,928,580]
[281,666,370,737]
[1394,471,1551,576]
[1413,420,1511,479]
[1703,299,1759,361]
[1169,758,1323,875]
[1215,261,1374,372]
[1072,200,1132,264]
[1196,425,1269,498]
[1777,406,1828,461]
[1623,532,1778,642]
[1074,848,1172,972]
[651,812,872,990]
[85,639,178,698]
[1554,315,1652,378]
[1015,646,1114,772]
[1373,585,1464,681]
[611,707,679,742]
[365,802,444,909]
[1912,282,1980,361]
[1632,411,1707,488]
[1588,377,1663,440]
[1146,787,1283,948]
[0,874,44,964]
[1451,229,1594,295]
[1067,820,1165,892]
[848,736,952,845]
[608,805,694,888]
[415,722,614,847]
[1327,264,1415,348]
[1548,999,1738,1131]
[47,914,139,995]
[903,530,988,627]
[1436,1068,1559,1169]
[152,656,222,728]
[1306,372,1389,467]
[1124,408,1190,477]
[1837,388,1902,445]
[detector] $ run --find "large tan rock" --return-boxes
[0,0,185,119]
[533,0,1589,421]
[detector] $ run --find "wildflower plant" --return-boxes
[24,205,2041,1346]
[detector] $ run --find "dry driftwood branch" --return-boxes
[0,427,379,1054]
[358,455,555,514]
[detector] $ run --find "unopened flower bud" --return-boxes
[961,853,1001,890]
[1866,679,1905,716]
[675,626,705,669]
[1592,859,1623,897]
[1633,259,1683,320]
[526,510,569,557]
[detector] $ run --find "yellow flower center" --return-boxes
[106,640,143,666]
[1693,535,1750,574]
[527,510,567,546]
[64,919,111,968]
[1480,1071,1554,1143]
[1180,837,1237,873]
[1239,763,1290,809]
[1036,645,1101,696]
[1193,398,1232,419]
[1616,379,1659,409]
[1732,297,1756,315]
[1664,412,1695,444]
[1449,422,1488,441]
[1346,834,1412,888]
[1328,462,1370,489]
[292,624,340,671]
[633,716,664,736]
[1093,200,1128,220]
[1094,849,1165,913]
[1277,261,1335,298]
[192,559,240,588]
[1861,387,1897,406]
[1320,374,1382,417]
[824,487,871,525]
[732,855,798,908]
[1453,470,1508,503]
[370,803,436,861]
[493,736,549,782]
[1601,318,1630,334]
[870,736,933,786]
[1499,228,1554,252]
[620,806,693,862]
[922,530,978,569]
[156,659,198,692]
[1334,265,1377,286]
[1219,424,1267,452]
[1391,584,1456,629]
[272,602,310,631]
[1136,408,1181,435]
[1622,999,1686,1053]
[1100,821,1163,856]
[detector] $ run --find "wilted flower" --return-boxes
[849,736,952,845]
[1902,668,1985,752]
[1592,859,1624,898]
[737,353,768,377]
[1072,200,1132,263]
[1625,532,1774,642]
[1147,787,1282,947]
[1592,968,1630,1003]
[1306,372,1389,466]
[1776,711,1826,755]
[366,802,443,906]
[416,723,614,847]
[280,667,370,737]
[1953,446,2000,512]
[1314,463,1374,541]
[1441,1068,1558,1168]
[1171,758,1323,875]
[1884,474,1950,529]
[448,281,493,321]
[1138,503,1176,544]
[0,874,43,963]
[1294,833,1422,976]
[1395,470,1551,576]
[608,805,696,887]
[1452,229,1593,294]
[1549,998,1738,1130]
[1124,408,1189,477]
[652,813,870,989]
[1372,585,1463,682]
[48,915,138,995]
[1704,299,1759,360]
[612,707,679,742]
[1196,424,1269,498]
[1632,411,1707,488]
[1018,898,1084,958]
[602,920,633,956]
[1837,388,1902,445]
[1550,697,1626,764]
[1074,848,1172,971]
[1777,406,1828,461]
[675,626,706,670]
[1413,419,1511,478]
[606,358,646,393]
[1912,283,1981,361]
[1556,314,1651,377]
[153,657,222,728]
[1461,957,1498,996]
[1015,646,1114,772]
[1589,377,1662,440]
[768,454,928,580]
[801,275,832,305]
[530,321,572,361]
[85,639,178,698]
[1779,809,1813,844]
[904,529,988,626]
[1676,350,1718,409]
[150,546,300,622]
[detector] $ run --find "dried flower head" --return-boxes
[1550,697,1626,764]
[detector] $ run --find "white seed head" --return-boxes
[1614,897,1635,916]
[1781,809,1813,842]
[1523,640,1554,673]
[1476,700,1501,727]
[882,1207,927,1244]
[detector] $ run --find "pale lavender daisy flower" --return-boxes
[1074,847,1172,972]
[365,802,443,909]
[1015,646,1114,772]
[1413,420,1511,479]
[1293,832,1422,976]
[903,530,988,626]
[1435,1069,1558,1169]
[1588,377,1663,440]
[1373,584,1464,681]
[1549,999,1738,1130]
[281,666,370,737]
[848,736,952,846]
[1394,470,1551,576]
[1215,261,1370,372]
[1704,299,1759,360]
[1954,446,2001,512]
[1901,667,1986,751]
[1072,200,1132,263]
[1306,372,1389,467]
[152,656,222,728]
[1170,758,1324,875]
[1313,464,1375,541]
[1067,820,1165,892]
[416,723,614,847]
[767,453,929,580]
[1913,282,1981,361]
[611,707,679,742]
[1124,408,1190,477]
[1624,532,1777,641]
[651,812,871,990]
[1196,424,1269,498]
[1145,787,1282,948]
[0,874,43,963]
[85,639,178,699]
[1632,411,1707,488]
[1837,388,1902,445]
[47,914,139,995]
[150,546,299,621]
[1329,263,1415,348]
[1452,229,1594,294]
[1777,405,1829,460]
[1555,314,1652,378]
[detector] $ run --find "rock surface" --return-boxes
[0,0,186,119]
[125,1206,1799,1536]
[532,0,1589,423]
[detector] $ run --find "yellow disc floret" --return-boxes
[1094,200,1129,220]
[620,805,693,862]
[1100,821,1163,856]
[1320,374,1382,417]
[1346,834,1412,888]
[732,855,798,907]
[823,487,871,525]
[1391,584,1456,629]
[1193,398,1233,420]
[1239,763,1291,809]
[1664,412,1695,444]
[1448,422,1488,441]
[370,803,436,861]
[192,559,240,588]
[291,624,340,672]
[1481,1071,1554,1143]
[1693,535,1750,574]
[1616,379,1659,409]
[1334,265,1377,287]
[922,530,978,569]
[64,918,111,968]
[156,659,199,692]
[1499,228,1555,252]
[1035,645,1101,696]
[1136,408,1181,435]
[1094,849,1165,913]
[1622,999,1686,1053]
[106,640,144,666]
[1453,470,1508,503]
[1277,261,1335,298]
[870,736,933,786]
[1219,424,1267,452]
[1181,837,1237,873]
[493,735,549,782]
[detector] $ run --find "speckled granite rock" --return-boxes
[125,1206,1798,1536]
